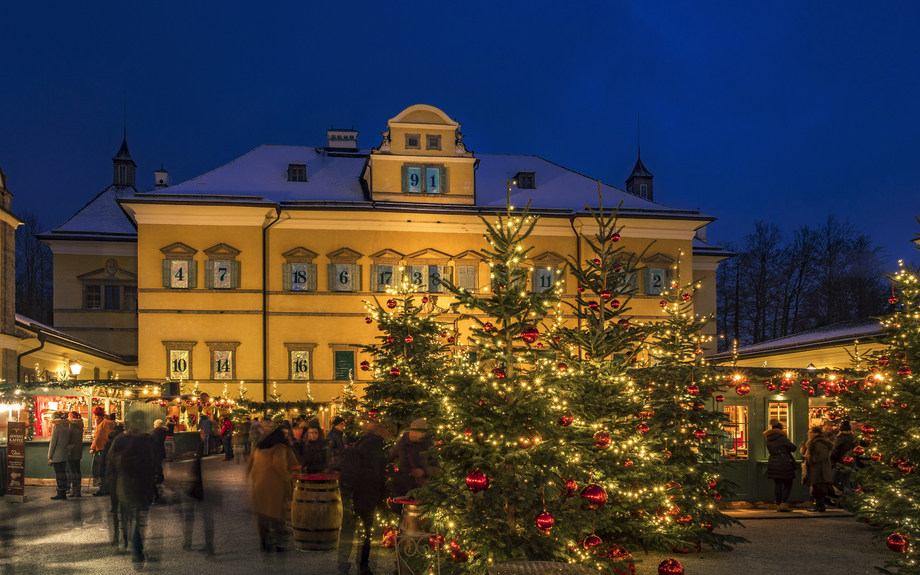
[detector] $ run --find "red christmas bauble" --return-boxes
[588,301,599,310]
[368,409,379,420]
[600,290,611,301]
[466,470,489,492]
[558,413,574,427]
[552,336,561,343]
[535,511,555,533]
[583,534,603,548]
[658,558,684,574]
[898,364,912,377]
[492,368,506,379]
[713,493,723,500]
[854,446,865,455]
[618,318,630,328]
[364,317,373,324]
[478,399,487,407]
[447,336,455,343]
[389,367,400,377]
[623,460,634,467]
[693,428,706,439]
[580,484,608,510]
[735,383,751,396]
[887,533,909,553]
[386,336,395,344]
[707,479,717,489]
[386,299,397,309]
[879,356,891,367]
[691,401,704,411]
[421,296,429,303]
[449,539,468,562]
[899,462,915,474]
[536,342,543,349]
[862,424,876,435]
[659,300,668,308]
[637,423,650,435]
[482,322,494,332]
[561,478,578,497]
[577,286,586,293]
[519,428,542,448]
[592,258,601,265]
[521,327,540,343]
[405,335,414,343]
[808,387,815,397]
[889,296,899,305]
[701,522,714,532]
[766,383,777,392]
[593,431,612,449]
[382,526,396,548]
[464,428,472,438]
[715,394,724,403]
[556,363,569,373]
[871,452,883,462]
[610,299,621,309]
[611,232,621,242]
[360,360,370,371]
[881,400,892,409]
[843,456,855,465]
[429,534,444,550]
[687,385,700,396]
[681,293,691,301]
[440,331,448,337]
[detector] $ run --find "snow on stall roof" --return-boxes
[163,145,367,202]
[732,318,883,354]
[47,185,138,236]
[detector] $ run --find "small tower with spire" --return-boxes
[626,148,654,201]
[112,132,136,187]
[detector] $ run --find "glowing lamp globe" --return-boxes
[535,511,555,533]
[658,558,684,575]
[887,533,909,553]
[593,431,612,449]
[386,299,397,309]
[580,484,608,510]
[466,470,489,492]
[521,327,540,343]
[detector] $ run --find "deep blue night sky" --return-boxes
[1,1,918,264]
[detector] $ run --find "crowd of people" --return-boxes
[764,417,860,512]
[46,406,439,574]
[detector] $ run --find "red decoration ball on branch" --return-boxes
[887,533,909,553]
[580,484,608,510]
[617,319,630,329]
[735,383,751,396]
[482,322,494,332]
[386,299,397,309]
[862,424,876,435]
[715,394,724,403]
[364,317,373,324]
[843,456,855,465]
[658,558,684,575]
[610,299,621,309]
[535,511,555,534]
[588,301,599,310]
[583,534,603,548]
[899,364,912,377]
[687,385,700,396]
[611,232,621,242]
[368,409,379,420]
[557,362,568,372]
[561,478,578,497]
[889,296,899,305]
[466,470,489,492]
[404,335,413,343]
[593,431,612,449]
[693,429,706,439]
[421,296,428,304]
[871,452,883,462]
[389,367,401,378]
[492,368,506,379]
[557,413,574,427]
[600,290,611,301]
[386,336,395,344]
[360,360,370,371]
[879,356,891,367]
[636,423,650,435]
[521,327,540,343]
[592,258,601,265]
[681,293,691,301]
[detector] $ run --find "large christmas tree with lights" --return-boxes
[832,231,920,574]
[360,281,452,435]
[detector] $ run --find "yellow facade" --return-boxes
[45,104,728,401]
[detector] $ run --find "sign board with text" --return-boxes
[7,422,26,502]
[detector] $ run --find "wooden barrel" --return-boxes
[292,473,343,552]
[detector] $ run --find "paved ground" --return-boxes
[0,456,891,575]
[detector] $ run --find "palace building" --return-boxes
[39,104,730,402]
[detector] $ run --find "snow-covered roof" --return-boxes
[692,237,734,259]
[41,184,138,240]
[712,318,883,360]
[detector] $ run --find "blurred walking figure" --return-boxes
[221,415,235,461]
[94,413,118,497]
[238,416,252,459]
[804,425,834,513]
[391,418,438,499]
[246,426,295,552]
[339,420,392,575]
[832,421,857,498]
[299,419,330,474]
[66,411,85,498]
[104,422,126,543]
[178,455,215,555]
[90,406,113,490]
[199,414,213,456]
[47,412,70,500]
[764,418,797,512]
[108,428,161,563]
[327,416,347,471]
[151,420,168,500]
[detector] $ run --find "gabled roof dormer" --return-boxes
[113,135,137,187]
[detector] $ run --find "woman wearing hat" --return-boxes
[763,418,797,512]
[47,412,71,500]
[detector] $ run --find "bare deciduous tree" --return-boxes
[15,211,53,324]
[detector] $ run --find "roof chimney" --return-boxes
[326,126,358,150]
[154,165,172,190]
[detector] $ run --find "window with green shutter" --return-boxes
[407,265,428,292]
[643,267,671,296]
[328,263,361,292]
[457,265,477,291]
[283,263,317,291]
[532,268,556,293]
[370,264,396,292]
[163,259,198,289]
[401,164,449,194]
[334,351,355,381]
[428,265,451,293]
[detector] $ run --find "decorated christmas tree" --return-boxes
[334,380,362,438]
[831,233,920,574]
[361,279,452,436]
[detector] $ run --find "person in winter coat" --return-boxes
[763,419,797,512]
[804,425,835,512]
[831,421,857,496]
[93,413,118,497]
[151,420,168,490]
[221,416,235,461]
[238,416,252,459]
[47,412,71,500]
[67,411,85,498]
[299,421,330,474]
[326,416,347,471]
[90,407,113,489]
[104,423,126,543]
[340,420,393,575]
[198,414,213,456]
[246,426,295,552]
[107,429,160,563]
[391,418,439,498]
